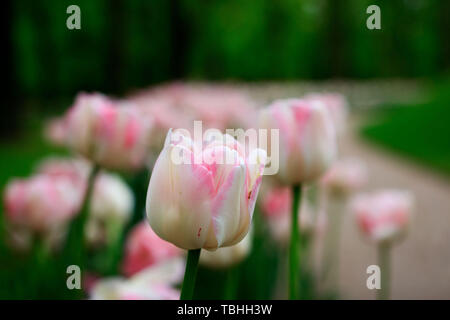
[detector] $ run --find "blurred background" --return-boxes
[1,0,449,299]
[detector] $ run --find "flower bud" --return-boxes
[3,175,82,234]
[85,173,134,247]
[305,93,348,136]
[64,93,153,170]
[351,190,413,243]
[146,129,266,250]
[36,156,134,247]
[320,158,368,196]
[259,98,337,184]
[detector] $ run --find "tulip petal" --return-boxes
[210,164,245,248]
[146,145,214,250]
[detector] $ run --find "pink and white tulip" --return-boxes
[63,93,153,170]
[352,190,413,243]
[3,174,82,234]
[320,158,368,196]
[122,222,181,277]
[305,93,348,136]
[129,83,257,159]
[130,83,256,133]
[36,156,134,247]
[259,98,337,184]
[36,156,90,184]
[85,173,134,247]
[146,129,266,250]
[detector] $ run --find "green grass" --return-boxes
[361,81,450,177]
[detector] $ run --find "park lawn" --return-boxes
[360,81,450,177]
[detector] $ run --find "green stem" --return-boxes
[32,237,48,297]
[378,242,391,300]
[33,237,48,270]
[289,184,302,300]
[180,249,201,300]
[66,165,100,266]
[102,220,124,275]
[224,265,240,300]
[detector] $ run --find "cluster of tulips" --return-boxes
[3,83,414,300]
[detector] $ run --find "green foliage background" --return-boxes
[9,0,449,99]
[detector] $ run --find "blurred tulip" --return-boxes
[91,257,184,300]
[259,98,337,184]
[3,158,89,251]
[261,186,317,245]
[85,173,134,248]
[352,190,413,243]
[259,98,337,298]
[352,189,413,300]
[36,156,91,184]
[36,156,134,248]
[305,93,349,136]
[122,222,181,277]
[130,82,256,132]
[261,186,291,245]
[129,83,257,163]
[146,129,266,250]
[320,158,368,196]
[3,175,82,234]
[63,93,153,170]
[200,228,253,268]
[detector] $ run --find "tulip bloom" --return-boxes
[85,173,134,248]
[64,93,153,170]
[259,98,336,299]
[259,98,337,184]
[320,158,368,196]
[352,189,413,300]
[146,129,266,300]
[130,83,256,133]
[36,156,90,184]
[146,130,266,251]
[36,157,134,248]
[122,222,181,277]
[352,190,413,244]
[3,174,83,252]
[3,175,82,234]
[304,93,348,136]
